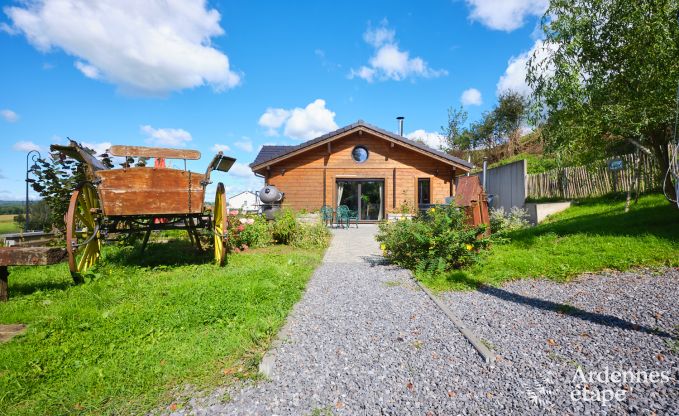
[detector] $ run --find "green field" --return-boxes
[0,241,324,415]
[0,214,21,234]
[420,193,679,291]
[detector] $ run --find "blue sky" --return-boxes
[0,0,547,200]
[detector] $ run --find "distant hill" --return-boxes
[0,200,33,215]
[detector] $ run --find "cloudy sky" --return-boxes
[0,0,548,200]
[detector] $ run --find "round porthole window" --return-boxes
[351,145,369,163]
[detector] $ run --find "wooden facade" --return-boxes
[251,123,472,217]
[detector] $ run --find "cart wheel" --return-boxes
[66,183,102,283]
[214,182,228,266]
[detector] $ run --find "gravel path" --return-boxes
[442,268,679,415]
[169,227,678,415]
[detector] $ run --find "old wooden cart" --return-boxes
[51,140,236,281]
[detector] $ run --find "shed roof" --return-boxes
[250,120,473,171]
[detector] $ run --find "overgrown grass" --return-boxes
[472,152,559,174]
[0,214,21,234]
[0,240,324,415]
[420,193,679,291]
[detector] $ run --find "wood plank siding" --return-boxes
[261,131,461,212]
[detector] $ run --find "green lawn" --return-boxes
[420,193,679,291]
[0,214,21,234]
[0,241,324,415]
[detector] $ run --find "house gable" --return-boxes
[250,121,472,173]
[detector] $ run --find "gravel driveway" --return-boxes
[170,227,678,415]
[442,268,679,415]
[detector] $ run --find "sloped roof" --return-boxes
[250,120,473,171]
[251,145,295,167]
[228,190,257,199]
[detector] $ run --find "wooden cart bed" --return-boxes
[97,168,206,216]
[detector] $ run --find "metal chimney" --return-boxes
[396,116,404,136]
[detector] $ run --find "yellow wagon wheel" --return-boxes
[214,182,228,266]
[65,182,102,283]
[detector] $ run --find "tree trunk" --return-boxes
[651,142,677,204]
[634,152,642,204]
[625,152,641,212]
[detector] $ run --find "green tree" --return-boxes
[441,106,470,151]
[443,91,529,163]
[493,90,528,154]
[30,144,112,231]
[30,154,86,231]
[13,199,53,231]
[528,0,679,201]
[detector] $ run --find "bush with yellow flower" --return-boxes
[376,204,490,273]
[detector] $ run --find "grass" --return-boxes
[0,214,21,234]
[471,152,559,175]
[420,193,679,291]
[0,239,324,415]
[490,152,559,174]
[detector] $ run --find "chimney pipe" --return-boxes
[396,116,404,136]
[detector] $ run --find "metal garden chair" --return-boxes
[337,205,359,229]
[320,205,334,227]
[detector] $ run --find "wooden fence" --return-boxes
[526,153,661,199]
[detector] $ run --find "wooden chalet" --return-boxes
[250,120,473,221]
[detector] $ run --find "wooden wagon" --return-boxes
[51,140,236,281]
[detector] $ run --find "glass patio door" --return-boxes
[336,179,384,221]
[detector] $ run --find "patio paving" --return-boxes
[323,224,383,264]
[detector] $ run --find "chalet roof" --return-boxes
[251,145,296,167]
[250,120,473,171]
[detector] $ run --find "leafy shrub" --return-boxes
[226,209,330,251]
[489,206,530,235]
[271,209,298,245]
[291,222,331,248]
[231,215,272,249]
[377,205,489,273]
[272,209,330,248]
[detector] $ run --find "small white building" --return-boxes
[227,191,259,213]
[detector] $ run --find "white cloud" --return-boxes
[212,144,231,153]
[406,130,447,150]
[496,39,557,97]
[4,0,241,94]
[74,61,100,79]
[1,109,19,122]
[363,23,395,48]
[258,108,291,136]
[140,125,192,147]
[13,141,41,152]
[228,162,253,178]
[350,21,447,82]
[284,99,338,141]
[234,138,253,152]
[81,141,111,156]
[258,99,338,141]
[461,88,483,106]
[466,0,548,32]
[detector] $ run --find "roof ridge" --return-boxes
[249,121,473,169]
